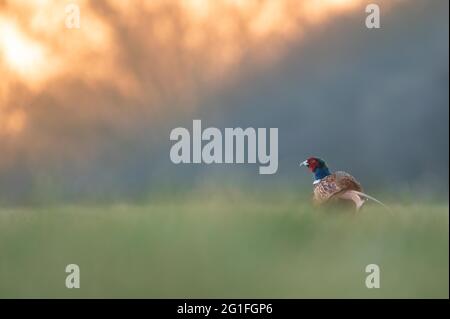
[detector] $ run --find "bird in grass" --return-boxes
[300,157,389,212]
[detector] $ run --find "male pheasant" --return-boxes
[300,157,388,211]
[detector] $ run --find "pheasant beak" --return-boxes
[299,160,309,167]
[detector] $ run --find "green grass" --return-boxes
[0,191,448,298]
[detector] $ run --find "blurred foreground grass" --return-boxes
[0,191,448,298]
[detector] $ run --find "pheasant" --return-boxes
[300,157,388,211]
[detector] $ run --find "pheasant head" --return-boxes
[300,157,331,182]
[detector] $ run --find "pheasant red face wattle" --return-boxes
[304,157,322,172]
[307,159,318,172]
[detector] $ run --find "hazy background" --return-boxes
[0,0,448,204]
[0,0,448,299]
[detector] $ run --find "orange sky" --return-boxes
[0,0,379,136]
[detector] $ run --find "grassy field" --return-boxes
[0,191,448,298]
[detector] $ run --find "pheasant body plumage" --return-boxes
[312,171,363,205]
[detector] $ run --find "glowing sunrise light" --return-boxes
[0,19,46,77]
